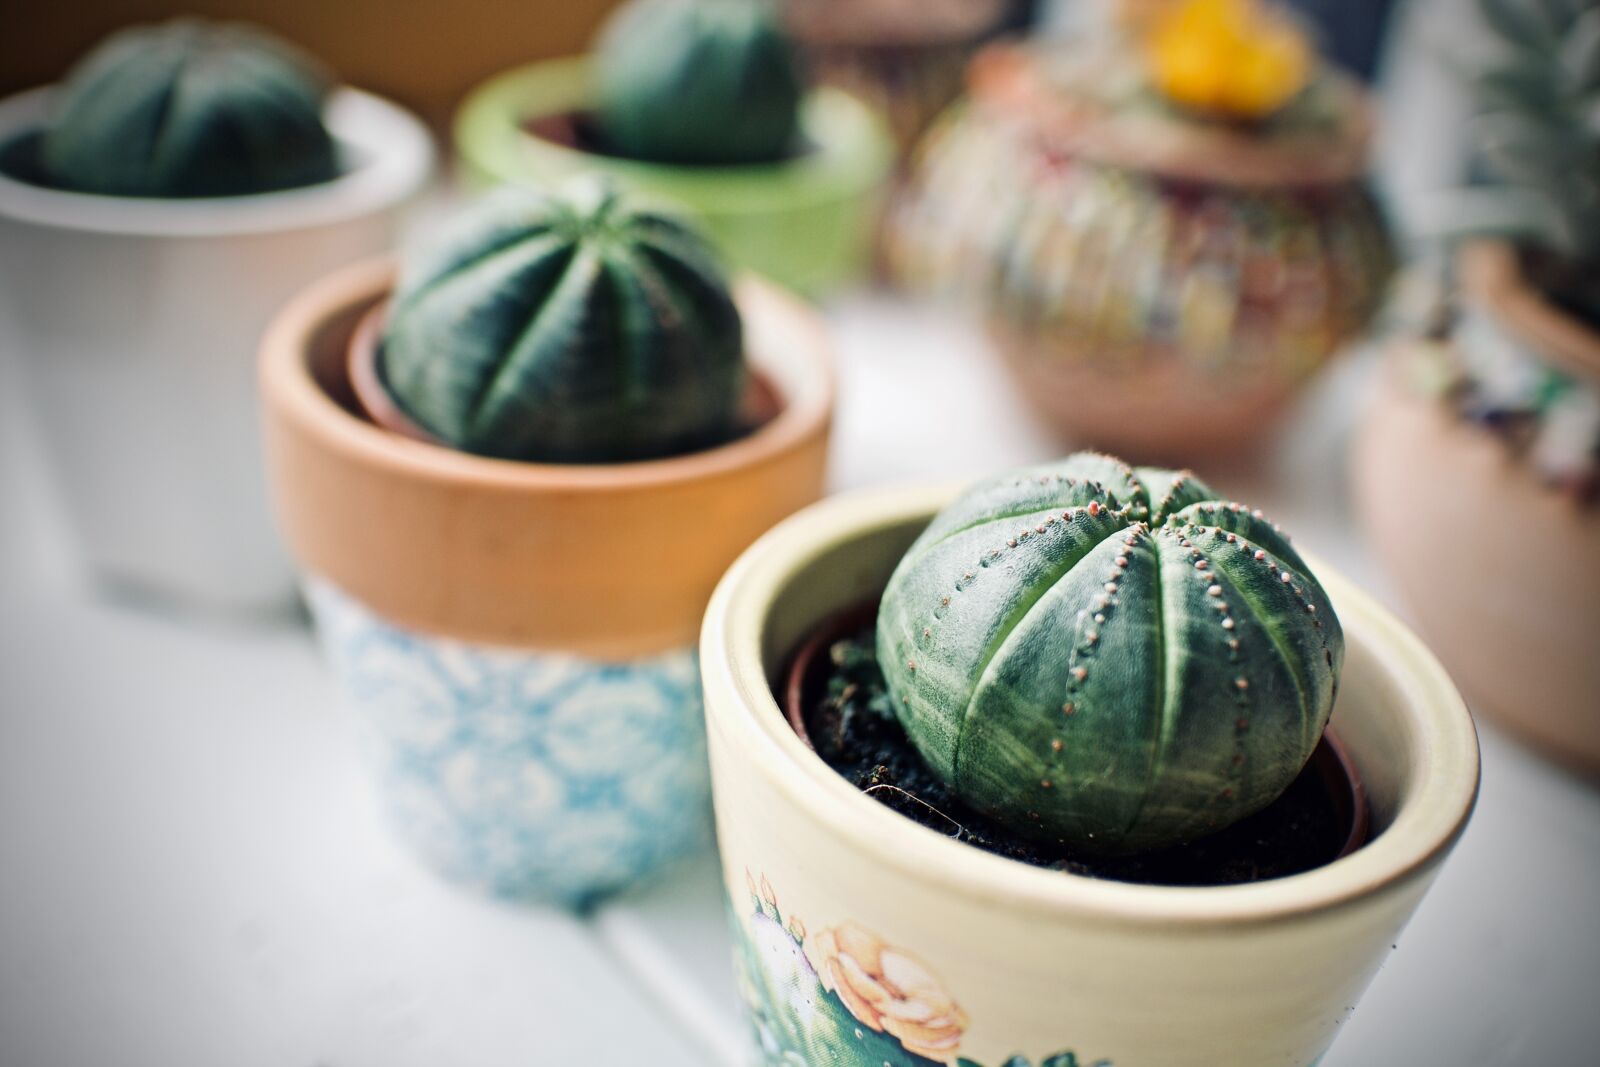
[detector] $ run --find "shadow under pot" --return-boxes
[1355,241,1600,774]
[258,259,835,905]
[700,487,1479,1067]
[453,57,893,297]
[0,85,434,614]
[887,43,1395,464]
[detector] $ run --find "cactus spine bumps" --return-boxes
[380,179,747,464]
[877,452,1344,854]
[595,0,804,166]
[41,20,338,198]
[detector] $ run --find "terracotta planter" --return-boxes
[1355,243,1600,773]
[701,486,1478,1067]
[0,85,434,613]
[453,56,894,295]
[888,43,1394,463]
[259,259,834,904]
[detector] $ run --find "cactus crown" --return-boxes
[594,0,805,165]
[876,452,1344,854]
[381,178,747,464]
[41,20,338,198]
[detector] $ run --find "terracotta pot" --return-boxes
[887,42,1394,464]
[259,258,834,903]
[1354,243,1600,773]
[453,57,893,296]
[0,85,434,613]
[701,486,1478,1067]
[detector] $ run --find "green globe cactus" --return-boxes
[41,20,339,198]
[877,452,1344,854]
[594,0,804,166]
[380,179,747,464]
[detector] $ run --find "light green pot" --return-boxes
[454,56,893,295]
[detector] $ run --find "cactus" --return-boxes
[380,179,747,464]
[876,452,1343,854]
[41,20,338,198]
[595,0,804,165]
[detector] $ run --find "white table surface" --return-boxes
[3,291,1597,1067]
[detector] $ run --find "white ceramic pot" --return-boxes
[701,486,1479,1067]
[0,86,434,614]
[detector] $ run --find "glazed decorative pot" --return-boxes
[782,0,1011,160]
[1355,242,1600,773]
[888,43,1395,462]
[0,86,433,613]
[701,486,1478,1067]
[259,259,835,905]
[453,57,893,295]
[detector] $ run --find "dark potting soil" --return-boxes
[523,110,816,168]
[804,624,1351,887]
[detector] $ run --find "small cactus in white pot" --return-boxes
[1355,0,1600,771]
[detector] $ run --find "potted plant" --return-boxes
[259,179,835,905]
[702,452,1478,1066]
[887,0,1395,462]
[1354,0,1600,771]
[453,0,893,295]
[0,20,434,613]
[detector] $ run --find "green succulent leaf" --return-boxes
[877,453,1343,855]
[41,19,337,197]
[381,178,746,463]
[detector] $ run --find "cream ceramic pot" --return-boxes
[0,86,434,613]
[261,259,834,905]
[701,487,1479,1067]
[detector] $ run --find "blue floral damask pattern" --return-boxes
[306,579,712,906]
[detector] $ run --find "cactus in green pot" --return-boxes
[877,452,1344,854]
[594,0,805,165]
[41,20,339,198]
[380,178,748,464]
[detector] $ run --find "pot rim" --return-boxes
[453,55,893,216]
[260,255,835,496]
[965,41,1374,189]
[1458,239,1600,383]
[0,85,435,237]
[702,484,1481,926]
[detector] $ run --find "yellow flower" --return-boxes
[1147,0,1311,119]
[809,922,969,1062]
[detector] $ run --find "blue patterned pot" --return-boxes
[307,579,711,906]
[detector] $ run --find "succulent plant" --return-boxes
[1442,0,1600,323]
[380,179,747,464]
[41,20,338,198]
[595,0,805,165]
[877,452,1343,854]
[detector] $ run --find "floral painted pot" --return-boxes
[701,486,1478,1067]
[259,259,834,905]
[453,56,893,296]
[1355,242,1600,773]
[0,85,434,613]
[888,43,1395,462]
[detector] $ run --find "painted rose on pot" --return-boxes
[810,922,969,1061]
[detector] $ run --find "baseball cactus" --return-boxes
[877,452,1344,854]
[380,178,747,464]
[41,20,338,198]
[595,0,804,165]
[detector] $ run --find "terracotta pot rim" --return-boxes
[260,257,835,496]
[780,602,1371,866]
[965,42,1374,189]
[454,56,893,216]
[1457,239,1600,383]
[702,485,1480,926]
[0,86,436,237]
